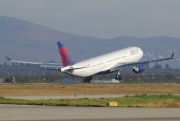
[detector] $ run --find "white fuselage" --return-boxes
[61,47,143,77]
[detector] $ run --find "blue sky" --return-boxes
[0,0,180,39]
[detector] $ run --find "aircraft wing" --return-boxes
[111,53,174,71]
[6,56,42,65]
[124,53,174,67]
[5,56,62,69]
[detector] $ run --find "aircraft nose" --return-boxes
[140,49,143,57]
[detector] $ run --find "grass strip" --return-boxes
[0,94,180,108]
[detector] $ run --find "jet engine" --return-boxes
[133,65,145,73]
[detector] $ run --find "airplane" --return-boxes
[6,41,174,83]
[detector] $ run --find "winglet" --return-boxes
[5,56,12,61]
[171,53,174,58]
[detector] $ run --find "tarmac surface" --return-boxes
[0,104,179,121]
[2,95,180,121]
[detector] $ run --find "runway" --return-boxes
[0,104,179,121]
[5,94,127,100]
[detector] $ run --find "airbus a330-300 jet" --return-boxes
[6,41,174,83]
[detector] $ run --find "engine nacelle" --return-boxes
[133,65,145,73]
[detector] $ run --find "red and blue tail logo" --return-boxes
[57,41,76,67]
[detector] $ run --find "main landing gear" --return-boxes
[115,71,122,81]
[83,71,122,83]
[83,76,92,83]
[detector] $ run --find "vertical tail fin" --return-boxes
[57,41,76,67]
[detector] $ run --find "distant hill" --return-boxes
[0,16,179,68]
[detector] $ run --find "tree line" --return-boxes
[1,63,180,83]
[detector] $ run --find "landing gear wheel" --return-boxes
[115,70,122,81]
[115,75,122,81]
[83,77,92,83]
